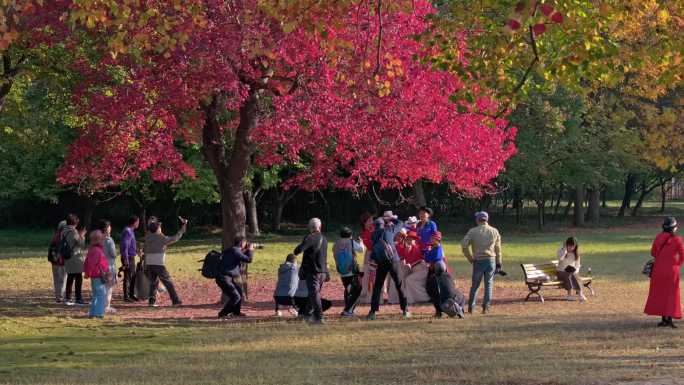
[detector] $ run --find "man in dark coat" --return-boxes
[367,211,410,320]
[217,236,254,318]
[294,217,328,324]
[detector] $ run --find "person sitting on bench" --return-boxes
[556,237,587,302]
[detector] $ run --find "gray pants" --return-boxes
[51,264,67,301]
[556,271,583,294]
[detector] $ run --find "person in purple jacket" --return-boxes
[120,215,140,302]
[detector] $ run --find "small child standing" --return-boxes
[273,254,299,316]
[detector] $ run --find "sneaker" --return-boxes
[123,297,135,303]
[340,311,354,317]
[149,302,158,308]
[482,306,490,314]
[275,310,283,317]
[456,306,465,319]
[579,294,587,302]
[288,308,299,316]
[55,298,63,304]
[232,312,247,317]
[76,300,88,306]
[366,312,376,321]
[566,295,576,301]
[157,286,167,294]
[308,318,325,325]
[402,311,412,319]
[65,300,75,306]
[467,305,473,314]
[105,307,117,314]
[434,313,443,319]
[171,301,183,307]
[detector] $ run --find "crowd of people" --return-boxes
[46,209,682,327]
[48,214,187,318]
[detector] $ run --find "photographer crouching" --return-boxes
[216,236,256,319]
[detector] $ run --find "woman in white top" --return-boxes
[556,237,587,302]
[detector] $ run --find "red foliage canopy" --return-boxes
[44,1,515,195]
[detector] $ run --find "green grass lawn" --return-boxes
[1,223,683,385]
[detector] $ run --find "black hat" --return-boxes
[663,216,678,230]
[418,206,433,216]
[340,226,352,238]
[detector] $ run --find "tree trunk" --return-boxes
[587,186,600,225]
[536,201,545,230]
[500,191,509,216]
[631,179,662,217]
[140,208,148,236]
[201,92,258,247]
[272,187,298,232]
[660,178,671,213]
[601,187,608,208]
[413,180,427,208]
[273,201,285,232]
[563,197,573,219]
[551,184,564,219]
[514,188,523,225]
[480,194,492,211]
[630,181,648,217]
[81,195,96,230]
[573,185,585,227]
[244,189,260,236]
[618,174,636,217]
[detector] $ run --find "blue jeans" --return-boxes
[89,278,107,318]
[468,259,495,309]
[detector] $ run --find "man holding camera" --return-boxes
[293,218,328,324]
[462,211,503,314]
[217,236,254,318]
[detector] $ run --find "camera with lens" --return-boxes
[247,242,265,250]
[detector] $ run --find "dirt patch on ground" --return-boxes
[0,277,532,323]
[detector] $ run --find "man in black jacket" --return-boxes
[293,217,328,324]
[217,236,254,318]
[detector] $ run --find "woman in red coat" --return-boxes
[644,217,684,328]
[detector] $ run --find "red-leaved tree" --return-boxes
[45,1,515,245]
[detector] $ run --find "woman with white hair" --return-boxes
[293,217,328,324]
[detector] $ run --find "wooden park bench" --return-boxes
[520,261,595,303]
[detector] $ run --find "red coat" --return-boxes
[360,229,373,250]
[644,232,684,319]
[83,245,109,279]
[397,243,424,266]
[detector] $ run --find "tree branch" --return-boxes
[494,25,540,118]
[374,0,383,74]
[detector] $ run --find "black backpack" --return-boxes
[47,230,62,263]
[200,250,222,279]
[427,271,466,318]
[58,233,73,260]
